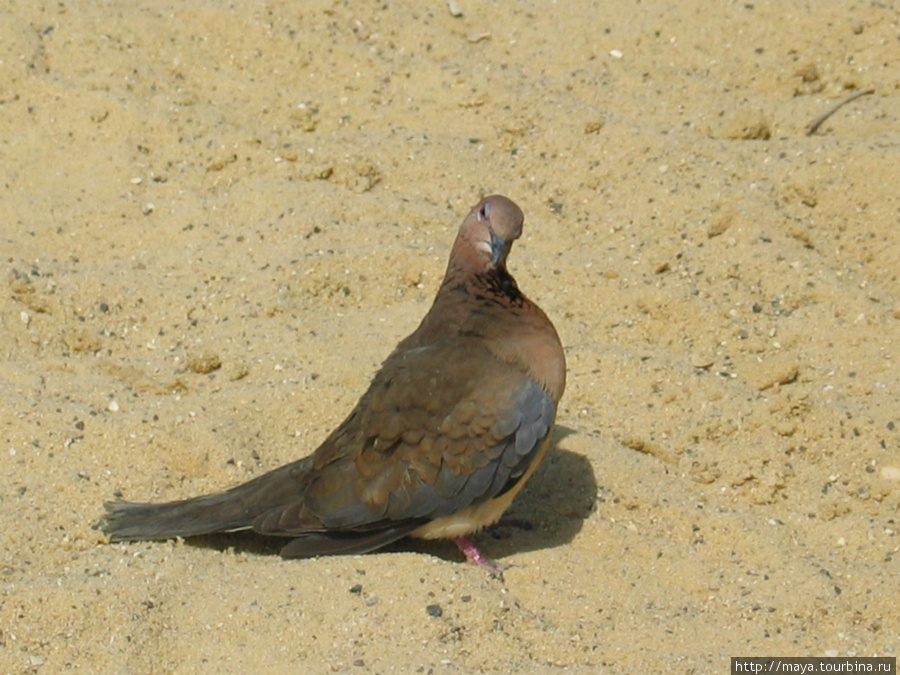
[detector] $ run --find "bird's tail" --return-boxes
[101,462,304,542]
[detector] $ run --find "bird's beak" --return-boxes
[489,229,509,268]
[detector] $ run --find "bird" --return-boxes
[102,195,566,573]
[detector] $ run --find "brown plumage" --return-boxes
[102,195,566,570]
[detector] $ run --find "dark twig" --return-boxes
[805,88,875,136]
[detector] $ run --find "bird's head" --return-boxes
[454,195,525,272]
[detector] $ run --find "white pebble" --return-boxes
[610,49,624,59]
[108,400,120,412]
[20,311,30,326]
[880,466,900,481]
[824,649,839,657]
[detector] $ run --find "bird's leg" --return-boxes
[452,536,508,578]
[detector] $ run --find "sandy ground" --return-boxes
[2,1,899,672]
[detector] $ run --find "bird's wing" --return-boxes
[250,341,555,540]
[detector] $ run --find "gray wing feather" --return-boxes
[384,379,555,521]
[254,380,555,534]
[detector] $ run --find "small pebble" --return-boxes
[691,353,715,369]
[824,649,839,657]
[426,604,443,617]
[108,400,120,412]
[187,354,222,375]
[610,49,624,59]
[880,466,900,481]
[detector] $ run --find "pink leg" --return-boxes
[452,536,508,577]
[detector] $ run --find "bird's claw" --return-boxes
[452,535,512,579]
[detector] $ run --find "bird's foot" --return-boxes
[452,536,509,578]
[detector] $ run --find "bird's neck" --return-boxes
[440,263,522,304]
[474,267,523,305]
[430,267,566,403]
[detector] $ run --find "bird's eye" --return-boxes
[478,202,492,221]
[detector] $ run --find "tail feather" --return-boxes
[102,462,306,542]
[102,459,428,559]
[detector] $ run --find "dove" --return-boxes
[102,195,566,573]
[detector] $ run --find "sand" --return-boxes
[2,0,899,672]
